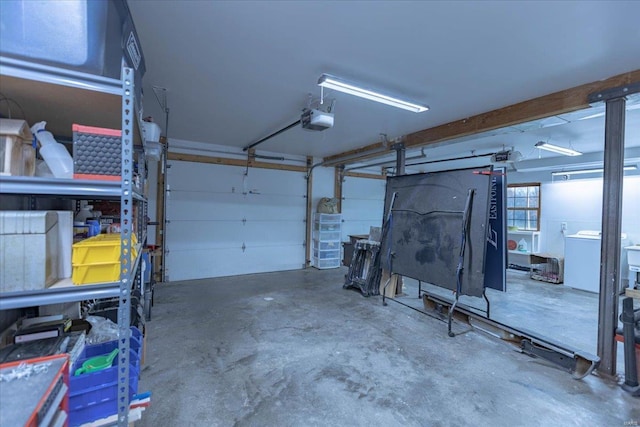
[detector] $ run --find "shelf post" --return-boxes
[117,67,135,426]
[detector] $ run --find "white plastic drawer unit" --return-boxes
[313,257,340,269]
[313,230,341,242]
[314,213,341,223]
[313,248,340,260]
[314,221,340,232]
[313,240,341,251]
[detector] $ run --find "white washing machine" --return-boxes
[564,230,628,293]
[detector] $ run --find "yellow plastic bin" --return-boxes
[72,233,137,264]
[72,234,137,285]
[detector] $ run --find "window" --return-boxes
[506,183,540,231]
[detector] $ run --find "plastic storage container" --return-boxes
[314,213,341,223]
[313,258,341,269]
[0,118,35,176]
[313,230,341,242]
[314,221,340,231]
[313,240,341,251]
[0,0,145,80]
[0,211,59,292]
[72,124,121,180]
[68,327,142,427]
[313,248,340,259]
[313,213,342,269]
[72,233,138,264]
[141,121,161,142]
[72,233,138,285]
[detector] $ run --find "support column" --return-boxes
[392,142,405,295]
[393,142,406,176]
[305,156,313,268]
[334,166,344,213]
[588,81,640,377]
[596,96,626,377]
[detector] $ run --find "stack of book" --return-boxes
[14,315,72,343]
[0,315,86,364]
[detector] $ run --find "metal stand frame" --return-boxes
[382,187,490,336]
[344,241,382,296]
[619,297,640,395]
[448,188,475,337]
[422,291,599,379]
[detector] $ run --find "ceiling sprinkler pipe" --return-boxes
[389,152,495,169]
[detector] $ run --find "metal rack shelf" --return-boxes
[0,59,144,425]
[0,176,144,200]
[0,244,144,310]
[0,282,120,311]
[0,56,122,95]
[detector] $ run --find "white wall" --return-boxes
[311,165,334,214]
[531,176,640,253]
[510,172,640,286]
[341,176,386,241]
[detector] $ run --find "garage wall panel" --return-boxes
[168,245,303,281]
[165,160,306,281]
[341,176,385,240]
[168,192,304,221]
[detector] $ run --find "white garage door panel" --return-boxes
[240,194,305,221]
[169,162,245,192]
[342,177,386,240]
[166,160,306,281]
[167,220,304,250]
[168,192,304,222]
[168,191,246,221]
[243,168,306,193]
[168,245,304,280]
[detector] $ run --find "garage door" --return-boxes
[165,160,306,281]
[341,175,386,240]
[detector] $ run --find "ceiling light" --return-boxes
[318,74,429,113]
[535,141,582,156]
[551,165,637,176]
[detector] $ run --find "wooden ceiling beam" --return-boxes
[323,69,640,164]
[167,152,307,173]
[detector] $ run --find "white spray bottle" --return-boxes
[31,121,73,179]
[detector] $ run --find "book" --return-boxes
[14,318,71,344]
[14,329,60,343]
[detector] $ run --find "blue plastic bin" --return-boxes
[68,327,142,426]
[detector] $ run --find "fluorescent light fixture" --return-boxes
[551,165,637,176]
[318,74,429,113]
[535,141,582,156]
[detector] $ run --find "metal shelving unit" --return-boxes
[0,56,146,426]
[0,176,145,200]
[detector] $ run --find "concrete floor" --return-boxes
[138,267,639,427]
[400,270,639,369]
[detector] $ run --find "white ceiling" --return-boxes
[128,0,640,161]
